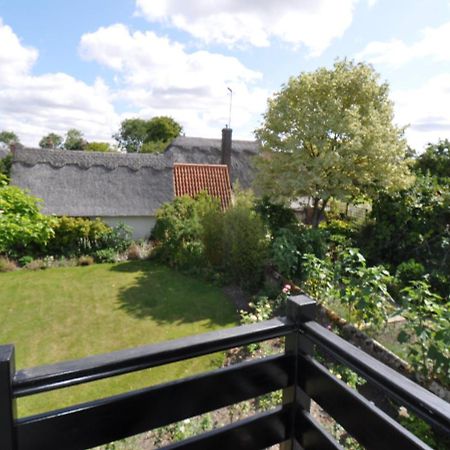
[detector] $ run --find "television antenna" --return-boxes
[227,87,233,128]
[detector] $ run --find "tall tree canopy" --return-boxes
[114,116,183,153]
[254,60,413,226]
[415,139,450,183]
[39,133,63,149]
[0,131,20,148]
[64,129,87,151]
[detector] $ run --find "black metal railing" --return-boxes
[1,295,449,449]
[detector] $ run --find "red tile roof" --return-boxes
[173,163,232,210]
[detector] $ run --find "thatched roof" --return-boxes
[11,137,259,217]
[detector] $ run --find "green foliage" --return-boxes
[271,228,300,277]
[398,281,449,386]
[254,196,297,237]
[255,59,412,227]
[221,192,268,290]
[359,174,450,296]
[153,191,268,291]
[0,130,20,146]
[415,139,450,183]
[302,248,393,330]
[0,185,56,256]
[271,225,329,278]
[334,248,393,329]
[114,116,182,153]
[395,259,425,288]
[301,253,335,302]
[46,217,110,256]
[398,412,447,449]
[64,129,87,150]
[146,116,183,142]
[45,218,131,257]
[92,248,118,263]
[0,154,12,180]
[140,140,169,153]
[201,206,224,268]
[18,255,34,267]
[85,142,111,152]
[39,133,63,149]
[152,193,219,269]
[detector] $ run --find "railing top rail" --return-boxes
[13,317,294,398]
[301,320,450,435]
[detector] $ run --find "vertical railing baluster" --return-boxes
[281,295,317,450]
[0,345,17,450]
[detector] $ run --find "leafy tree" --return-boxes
[146,116,182,142]
[85,142,111,152]
[415,139,450,183]
[255,59,412,227]
[359,175,450,292]
[114,116,182,153]
[64,129,87,151]
[0,131,20,148]
[39,133,63,149]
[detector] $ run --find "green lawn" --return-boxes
[0,261,238,417]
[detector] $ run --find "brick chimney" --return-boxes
[221,126,232,176]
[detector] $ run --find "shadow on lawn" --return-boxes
[110,260,236,327]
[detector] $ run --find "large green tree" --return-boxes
[415,139,450,183]
[39,133,63,150]
[255,60,413,226]
[64,129,87,151]
[0,131,20,147]
[114,116,183,153]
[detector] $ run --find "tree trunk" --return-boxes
[311,198,321,228]
[311,197,329,228]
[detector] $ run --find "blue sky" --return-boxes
[1,0,450,151]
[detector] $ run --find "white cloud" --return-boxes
[79,24,268,138]
[357,21,450,67]
[135,0,357,55]
[393,74,450,152]
[0,20,119,146]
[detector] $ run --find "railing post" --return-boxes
[0,345,17,450]
[281,295,316,450]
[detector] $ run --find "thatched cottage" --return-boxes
[10,132,259,239]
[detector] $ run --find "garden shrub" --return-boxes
[152,193,219,269]
[93,248,119,263]
[18,255,34,267]
[201,207,225,268]
[395,259,426,288]
[45,218,131,257]
[269,224,329,279]
[0,184,56,257]
[254,196,297,238]
[358,175,450,297]
[222,192,268,291]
